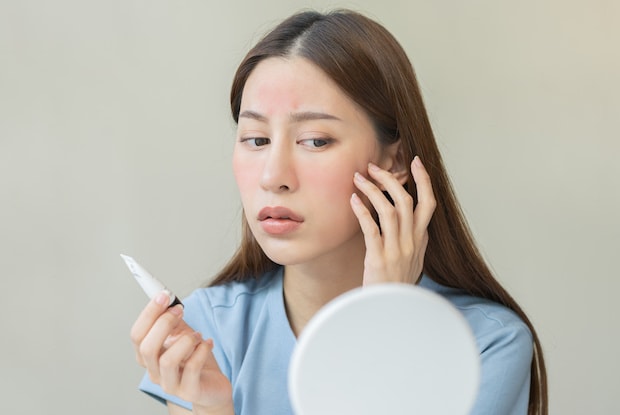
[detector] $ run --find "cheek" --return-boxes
[303,164,357,209]
[313,160,377,216]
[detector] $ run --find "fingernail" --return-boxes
[351,193,362,205]
[368,162,380,172]
[169,304,184,317]
[354,172,366,182]
[193,331,203,341]
[413,156,422,167]
[155,291,170,306]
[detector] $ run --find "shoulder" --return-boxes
[418,275,533,414]
[418,275,532,349]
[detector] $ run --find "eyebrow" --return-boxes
[239,110,342,123]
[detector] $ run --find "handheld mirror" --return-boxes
[288,284,480,415]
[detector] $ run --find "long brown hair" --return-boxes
[212,9,547,414]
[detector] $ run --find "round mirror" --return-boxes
[288,284,480,415]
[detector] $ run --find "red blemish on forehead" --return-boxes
[242,57,334,120]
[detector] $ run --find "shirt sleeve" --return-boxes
[138,289,231,410]
[470,313,533,415]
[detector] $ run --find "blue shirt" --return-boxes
[139,268,532,414]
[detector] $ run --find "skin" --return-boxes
[129,56,436,415]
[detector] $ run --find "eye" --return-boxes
[299,138,333,149]
[241,137,270,147]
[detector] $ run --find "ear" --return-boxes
[378,140,409,186]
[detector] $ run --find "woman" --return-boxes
[130,9,548,415]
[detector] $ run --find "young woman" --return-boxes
[130,9,548,415]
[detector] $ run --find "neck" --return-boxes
[282,250,364,337]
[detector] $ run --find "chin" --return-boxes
[261,248,307,267]
[255,239,312,266]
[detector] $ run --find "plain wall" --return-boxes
[1,0,618,413]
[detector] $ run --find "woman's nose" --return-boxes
[259,144,298,193]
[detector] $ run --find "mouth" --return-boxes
[258,206,304,222]
[257,206,304,235]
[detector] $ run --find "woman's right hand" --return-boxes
[130,292,234,415]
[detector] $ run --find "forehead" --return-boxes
[240,56,364,119]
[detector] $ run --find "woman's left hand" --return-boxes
[350,156,436,285]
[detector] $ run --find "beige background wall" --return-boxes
[1,1,618,414]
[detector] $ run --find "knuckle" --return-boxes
[429,197,437,210]
[363,224,381,238]
[387,207,398,220]
[186,343,209,372]
[159,312,177,327]
[160,379,175,396]
[399,193,414,208]
[146,369,160,385]
[184,355,202,373]
[378,205,397,221]
[134,351,146,367]
[129,325,143,345]
[158,352,174,370]
[139,341,157,360]
[401,242,414,258]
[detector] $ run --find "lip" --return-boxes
[258,206,304,222]
[258,206,304,235]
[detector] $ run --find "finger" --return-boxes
[159,331,203,394]
[410,231,429,284]
[353,171,399,248]
[130,291,177,366]
[163,320,197,350]
[180,339,226,401]
[366,162,415,246]
[411,156,436,236]
[350,191,384,259]
[140,304,185,382]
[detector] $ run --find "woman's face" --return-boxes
[233,56,392,268]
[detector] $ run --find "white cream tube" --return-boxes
[121,254,182,307]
